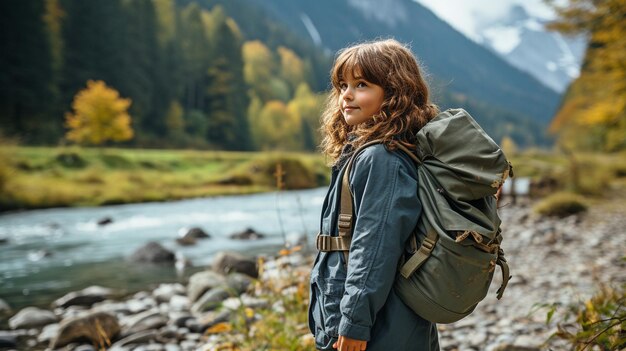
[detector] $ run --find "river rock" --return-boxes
[225,273,253,295]
[0,298,11,314]
[222,295,269,310]
[0,237,8,245]
[50,311,120,348]
[120,309,167,335]
[168,295,190,312]
[178,227,210,239]
[191,287,231,314]
[192,310,232,333]
[168,311,194,328]
[212,251,258,278]
[109,330,158,349]
[229,227,265,240]
[37,323,60,345]
[129,242,175,263]
[0,331,17,348]
[53,285,115,308]
[152,283,186,303]
[9,306,58,329]
[97,217,113,226]
[187,271,227,303]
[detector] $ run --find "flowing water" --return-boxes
[0,188,327,310]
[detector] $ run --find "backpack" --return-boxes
[315,108,513,324]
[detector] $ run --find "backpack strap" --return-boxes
[336,140,386,264]
[315,140,385,262]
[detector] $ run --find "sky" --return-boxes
[414,0,558,42]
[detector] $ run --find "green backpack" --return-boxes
[316,108,513,324]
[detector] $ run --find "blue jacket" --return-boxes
[309,144,439,350]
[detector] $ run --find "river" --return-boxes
[0,188,327,310]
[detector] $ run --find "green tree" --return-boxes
[204,9,251,150]
[0,0,56,143]
[65,80,133,145]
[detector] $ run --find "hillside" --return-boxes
[194,0,561,146]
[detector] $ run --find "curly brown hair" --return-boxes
[320,39,439,163]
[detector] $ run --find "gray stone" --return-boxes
[176,227,210,246]
[52,285,115,308]
[212,251,258,278]
[9,306,58,329]
[168,295,190,312]
[74,344,97,351]
[187,271,226,303]
[37,323,60,343]
[468,331,487,345]
[157,325,179,342]
[0,298,11,315]
[192,310,232,333]
[179,340,197,351]
[152,283,186,303]
[121,310,167,335]
[229,227,265,240]
[129,242,175,264]
[191,287,231,314]
[109,330,157,348]
[167,312,194,328]
[164,344,181,351]
[50,311,120,349]
[225,273,253,295]
[0,331,17,348]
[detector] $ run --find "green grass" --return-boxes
[0,146,329,211]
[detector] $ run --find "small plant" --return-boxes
[533,192,588,217]
[544,283,625,350]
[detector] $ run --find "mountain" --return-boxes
[416,2,586,93]
[186,0,562,146]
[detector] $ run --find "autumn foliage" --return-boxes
[65,80,134,146]
[548,0,626,152]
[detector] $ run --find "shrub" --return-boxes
[533,192,588,217]
[544,283,625,350]
[55,151,88,169]
[228,156,318,190]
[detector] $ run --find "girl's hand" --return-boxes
[332,335,367,351]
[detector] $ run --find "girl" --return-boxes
[308,39,440,351]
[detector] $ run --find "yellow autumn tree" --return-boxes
[65,80,133,146]
[547,0,626,152]
[250,100,302,150]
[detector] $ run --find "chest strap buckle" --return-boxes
[316,234,351,252]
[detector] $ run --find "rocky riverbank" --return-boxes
[0,198,624,350]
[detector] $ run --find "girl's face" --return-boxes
[338,71,384,126]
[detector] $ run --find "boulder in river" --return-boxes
[0,237,8,245]
[97,217,113,226]
[52,285,115,309]
[9,306,58,329]
[176,227,210,246]
[229,227,265,240]
[178,227,210,239]
[50,311,120,349]
[129,242,175,264]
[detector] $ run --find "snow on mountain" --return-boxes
[414,0,586,92]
